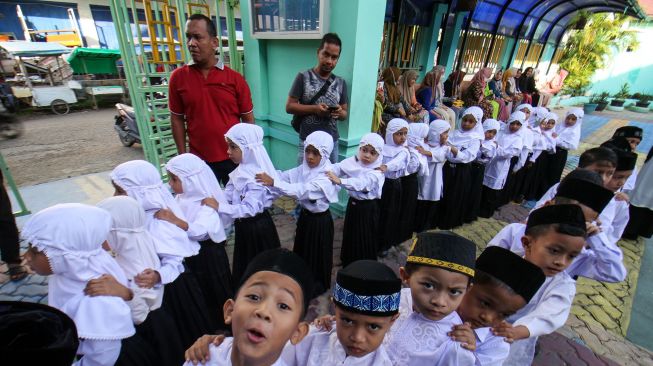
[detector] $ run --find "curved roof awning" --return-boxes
[470,0,647,43]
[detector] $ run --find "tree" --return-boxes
[558,12,639,95]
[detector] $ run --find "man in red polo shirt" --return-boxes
[169,13,254,185]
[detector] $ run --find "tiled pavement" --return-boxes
[3,109,653,365]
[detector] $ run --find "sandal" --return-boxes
[8,264,28,281]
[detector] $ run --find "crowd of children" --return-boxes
[15,103,647,365]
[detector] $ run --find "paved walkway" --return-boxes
[2,108,653,365]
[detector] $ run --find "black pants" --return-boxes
[0,169,20,264]
[206,159,238,186]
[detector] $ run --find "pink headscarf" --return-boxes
[470,67,492,89]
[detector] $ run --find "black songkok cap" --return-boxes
[476,247,545,303]
[0,301,79,366]
[239,248,314,314]
[526,204,587,234]
[600,137,633,153]
[613,126,643,139]
[556,177,614,213]
[616,151,638,172]
[407,231,476,278]
[334,260,401,316]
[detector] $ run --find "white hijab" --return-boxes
[21,203,135,340]
[529,106,549,127]
[555,108,583,143]
[483,119,501,133]
[498,111,525,147]
[301,131,334,182]
[111,160,199,258]
[516,104,533,118]
[338,132,384,178]
[225,123,278,191]
[384,118,409,158]
[407,123,430,176]
[97,196,163,318]
[449,106,484,146]
[166,153,230,240]
[427,119,451,147]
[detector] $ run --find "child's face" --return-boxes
[112,181,127,196]
[460,116,477,132]
[606,170,633,192]
[565,115,577,127]
[227,138,243,164]
[399,266,469,321]
[358,145,380,165]
[484,130,496,140]
[167,171,183,194]
[457,282,526,329]
[522,228,585,277]
[626,137,641,151]
[334,305,397,358]
[519,108,531,120]
[304,145,322,169]
[508,122,521,133]
[545,119,556,130]
[584,162,616,185]
[24,244,52,276]
[392,127,408,145]
[439,130,450,145]
[223,271,308,365]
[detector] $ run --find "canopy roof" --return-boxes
[0,41,71,57]
[67,47,121,74]
[470,0,646,45]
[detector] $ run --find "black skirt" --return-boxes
[438,162,472,229]
[294,208,334,297]
[341,198,380,267]
[511,152,533,202]
[479,185,500,218]
[414,200,440,232]
[498,156,520,205]
[523,153,552,200]
[232,210,281,287]
[133,308,185,366]
[378,177,402,252]
[623,205,653,239]
[161,271,212,350]
[185,240,234,333]
[115,333,158,366]
[549,148,568,187]
[465,162,485,223]
[398,173,419,243]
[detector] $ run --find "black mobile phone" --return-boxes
[328,105,339,111]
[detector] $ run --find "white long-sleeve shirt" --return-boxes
[382,149,411,179]
[446,139,481,164]
[281,326,392,366]
[158,253,184,285]
[474,327,510,366]
[331,164,385,201]
[476,139,497,165]
[418,145,450,201]
[488,223,626,282]
[218,182,276,219]
[185,337,288,366]
[600,197,630,245]
[272,168,340,213]
[384,288,475,366]
[482,134,522,190]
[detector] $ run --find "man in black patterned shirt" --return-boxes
[286,33,348,163]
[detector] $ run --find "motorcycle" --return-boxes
[0,94,21,139]
[114,103,140,147]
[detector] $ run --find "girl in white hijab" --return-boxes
[415,119,451,231]
[469,119,499,219]
[256,130,340,296]
[480,112,525,218]
[221,123,281,285]
[96,196,185,366]
[398,123,430,242]
[379,118,410,254]
[23,203,134,366]
[110,159,211,350]
[501,104,535,205]
[523,112,559,201]
[165,153,234,332]
[326,132,385,266]
[550,108,583,186]
[439,106,483,229]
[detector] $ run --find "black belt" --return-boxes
[300,208,330,217]
[235,210,268,224]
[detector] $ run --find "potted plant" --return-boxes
[593,92,610,111]
[610,83,630,107]
[584,95,599,114]
[636,94,652,108]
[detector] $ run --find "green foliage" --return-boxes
[613,83,630,100]
[590,91,610,104]
[638,94,652,103]
[558,13,639,95]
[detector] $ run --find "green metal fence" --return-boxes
[108,0,242,175]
